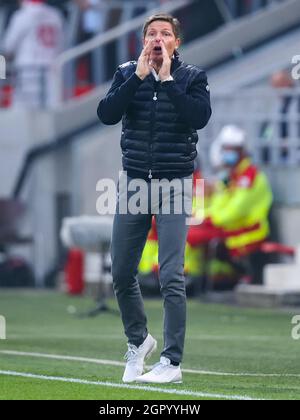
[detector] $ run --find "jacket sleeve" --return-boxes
[3,12,28,56]
[211,171,274,227]
[97,68,143,125]
[210,187,255,227]
[162,70,212,130]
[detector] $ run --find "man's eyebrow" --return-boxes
[147,27,172,32]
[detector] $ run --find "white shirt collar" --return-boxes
[151,68,160,82]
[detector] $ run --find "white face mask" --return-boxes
[222,150,240,167]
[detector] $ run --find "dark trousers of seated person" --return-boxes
[208,239,268,285]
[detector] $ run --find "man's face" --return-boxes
[143,20,180,62]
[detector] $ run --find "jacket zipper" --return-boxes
[147,66,181,179]
[149,81,159,179]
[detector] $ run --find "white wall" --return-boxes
[72,124,122,216]
[273,206,300,247]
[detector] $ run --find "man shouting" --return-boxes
[98,13,211,384]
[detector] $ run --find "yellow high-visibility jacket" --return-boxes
[208,158,273,256]
[138,238,158,275]
[138,238,204,277]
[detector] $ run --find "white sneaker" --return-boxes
[122,334,157,383]
[136,356,182,384]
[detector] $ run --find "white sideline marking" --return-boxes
[0,370,256,400]
[1,350,300,378]
[0,350,125,367]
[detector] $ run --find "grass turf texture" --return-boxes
[0,290,300,400]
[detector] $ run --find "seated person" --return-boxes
[187,125,273,287]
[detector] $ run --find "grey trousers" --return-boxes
[111,173,192,363]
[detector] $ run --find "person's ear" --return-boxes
[175,38,181,50]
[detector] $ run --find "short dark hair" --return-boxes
[142,14,181,39]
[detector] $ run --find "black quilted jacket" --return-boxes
[97,54,211,180]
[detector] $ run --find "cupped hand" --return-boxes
[158,41,171,81]
[135,40,154,80]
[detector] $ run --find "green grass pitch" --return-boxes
[0,290,300,400]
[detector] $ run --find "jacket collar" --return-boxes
[150,54,182,81]
[147,54,184,83]
[231,157,252,181]
[171,54,188,82]
[171,52,182,73]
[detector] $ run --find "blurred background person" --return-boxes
[207,125,273,286]
[187,125,273,289]
[271,70,300,146]
[2,0,64,108]
[75,0,108,86]
[260,69,300,163]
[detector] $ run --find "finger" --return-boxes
[148,59,154,69]
[139,48,148,59]
[143,40,154,55]
[160,41,169,58]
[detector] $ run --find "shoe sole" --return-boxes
[136,379,183,384]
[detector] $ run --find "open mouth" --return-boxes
[153,46,162,52]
